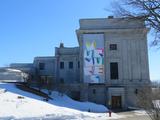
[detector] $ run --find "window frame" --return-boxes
[60,62,64,69]
[93,89,96,94]
[109,44,117,50]
[60,78,64,84]
[110,62,119,80]
[78,61,80,68]
[69,61,73,69]
[39,63,45,70]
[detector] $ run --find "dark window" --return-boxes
[110,62,119,79]
[69,62,73,69]
[135,89,138,95]
[39,63,45,70]
[110,44,117,50]
[60,62,64,69]
[78,61,80,68]
[60,78,64,84]
[93,89,96,94]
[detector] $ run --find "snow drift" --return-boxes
[0,83,117,120]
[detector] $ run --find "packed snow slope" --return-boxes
[0,83,121,120]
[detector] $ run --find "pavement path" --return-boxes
[110,111,151,120]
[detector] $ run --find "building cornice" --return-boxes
[76,28,149,44]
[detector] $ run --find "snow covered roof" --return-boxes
[6,68,22,73]
[0,68,23,73]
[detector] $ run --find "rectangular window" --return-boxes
[110,62,119,79]
[60,78,64,84]
[93,89,96,94]
[39,63,45,70]
[60,62,64,69]
[78,61,80,68]
[110,44,117,50]
[69,62,73,69]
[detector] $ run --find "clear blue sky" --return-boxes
[0,0,159,81]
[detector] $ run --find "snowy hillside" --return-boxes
[47,91,108,113]
[0,83,122,120]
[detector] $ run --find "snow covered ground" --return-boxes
[0,83,123,120]
[133,110,147,116]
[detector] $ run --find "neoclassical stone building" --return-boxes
[10,17,150,109]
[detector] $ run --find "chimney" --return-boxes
[60,43,64,48]
[108,16,114,19]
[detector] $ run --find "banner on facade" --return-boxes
[83,34,104,83]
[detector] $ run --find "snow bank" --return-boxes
[0,83,120,120]
[133,110,147,116]
[49,91,108,113]
[0,88,6,94]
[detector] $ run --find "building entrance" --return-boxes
[111,96,122,109]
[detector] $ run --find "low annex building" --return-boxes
[9,16,150,109]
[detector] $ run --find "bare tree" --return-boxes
[137,85,160,120]
[111,0,160,47]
